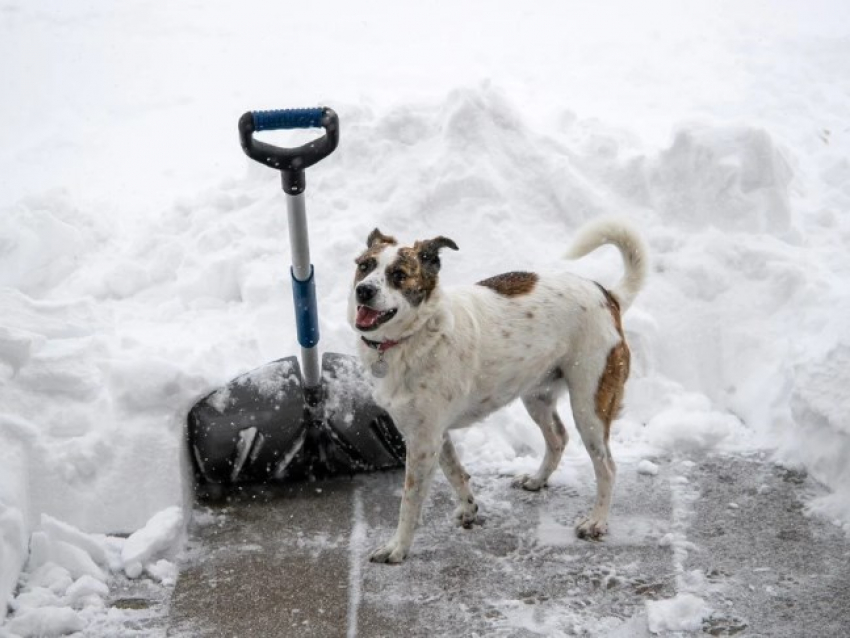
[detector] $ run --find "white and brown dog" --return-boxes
[348,218,648,563]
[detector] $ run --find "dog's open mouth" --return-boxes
[355,306,397,331]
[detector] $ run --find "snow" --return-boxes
[2,508,182,636]
[637,460,660,476]
[3,608,85,638]
[120,506,184,579]
[2,0,850,633]
[646,593,712,634]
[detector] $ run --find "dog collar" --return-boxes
[361,336,407,353]
[361,336,408,378]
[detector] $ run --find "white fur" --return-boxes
[565,217,648,311]
[348,218,648,563]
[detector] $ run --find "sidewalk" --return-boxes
[167,455,850,637]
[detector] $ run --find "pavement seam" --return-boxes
[347,486,367,638]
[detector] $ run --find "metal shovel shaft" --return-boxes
[286,191,321,390]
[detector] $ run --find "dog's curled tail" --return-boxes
[565,217,648,312]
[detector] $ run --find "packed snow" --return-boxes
[645,593,712,634]
[1,510,181,637]
[2,0,850,634]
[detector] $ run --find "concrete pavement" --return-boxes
[165,454,850,637]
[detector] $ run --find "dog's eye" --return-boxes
[391,270,407,285]
[357,260,375,274]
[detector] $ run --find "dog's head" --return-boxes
[348,228,458,338]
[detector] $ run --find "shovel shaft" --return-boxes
[286,192,321,389]
[286,193,312,281]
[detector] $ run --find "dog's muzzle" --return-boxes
[356,283,378,305]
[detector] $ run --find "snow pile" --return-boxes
[3,508,182,637]
[788,344,850,534]
[121,507,184,580]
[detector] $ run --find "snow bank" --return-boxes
[3,508,182,636]
[786,342,850,534]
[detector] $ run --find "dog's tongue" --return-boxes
[356,306,382,329]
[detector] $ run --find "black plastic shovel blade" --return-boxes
[187,353,404,496]
[320,353,406,470]
[188,357,308,487]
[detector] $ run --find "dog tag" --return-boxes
[371,358,389,378]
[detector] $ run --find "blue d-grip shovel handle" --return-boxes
[252,108,325,131]
[238,106,339,195]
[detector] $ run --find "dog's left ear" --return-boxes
[417,236,459,273]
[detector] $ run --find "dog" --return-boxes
[348,218,648,563]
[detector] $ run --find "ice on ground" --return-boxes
[145,559,178,587]
[121,507,184,579]
[65,576,109,608]
[646,593,712,633]
[637,460,660,476]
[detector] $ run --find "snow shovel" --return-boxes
[187,107,405,498]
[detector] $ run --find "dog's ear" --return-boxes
[417,236,459,273]
[367,228,397,248]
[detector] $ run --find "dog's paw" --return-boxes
[453,502,481,529]
[369,538,408,564]
[511,473,547,492]
[575,516,608,541]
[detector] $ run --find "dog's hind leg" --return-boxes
[439,434,480,528]
[512,390,568,492]
[567,344,628,540]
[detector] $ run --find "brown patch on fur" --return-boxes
[594,282,630,441]
[387,247,434,306]
[354,229,397,283]
[595,282,623,335]
[405,471,415,490]
[595,342,630,442]
[526,311,534,319]
[386,235,458,306]
[477,271,538,297]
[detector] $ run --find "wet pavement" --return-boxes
[166,454,850,637]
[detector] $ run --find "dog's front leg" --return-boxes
[370,429,442,564]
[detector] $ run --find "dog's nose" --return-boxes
[356,283,377,304]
